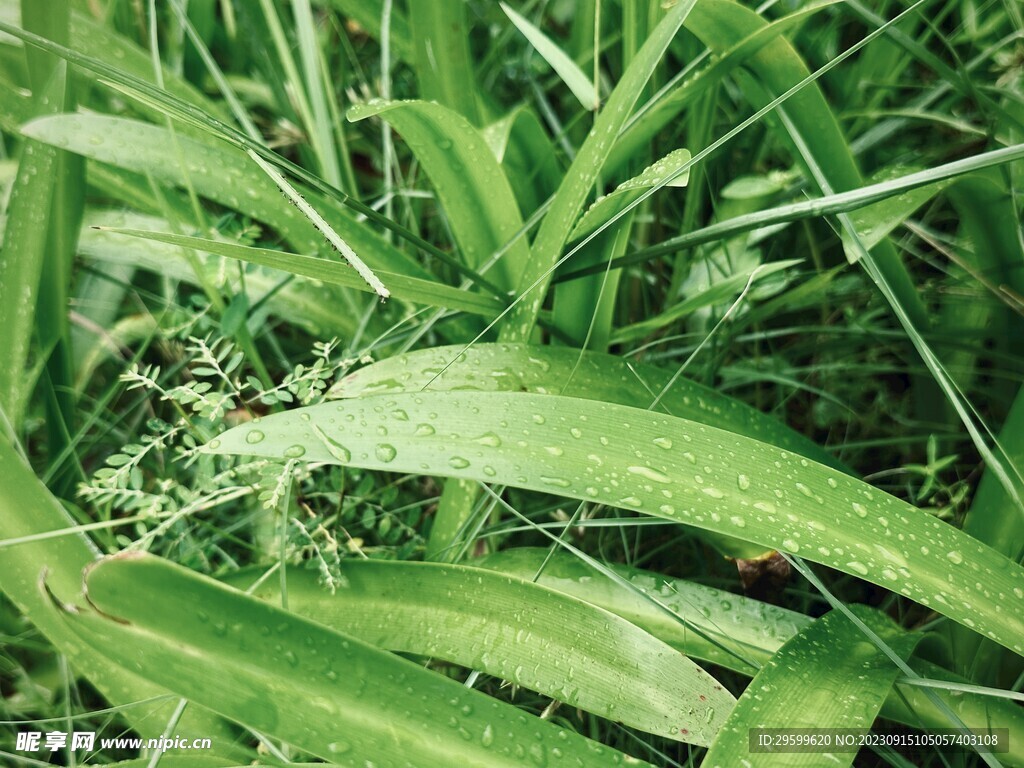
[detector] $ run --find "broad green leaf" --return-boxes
[69,552,650,767]
[21,113,430,279]
[100,228,503,318]
[503,0,698,341]
[348,100,529,291]
[477,548,1024,756]
[500,3,598,111]
[569,148,690,242]
[476,548,809,674]
[224,560,735,744]
[0,433,245,756]
[207,391,1024,656]
[326,343,843,470]
[702,606,922,768]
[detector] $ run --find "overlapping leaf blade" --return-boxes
[207,391,1024,655]
[68,553,649,767]
[223,560,735,744]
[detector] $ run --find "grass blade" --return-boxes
[348,100,529,292]
[97,228,504,317]
[224,561,735,744]
[69,552,653,767]
[702,606,923,767]
[500,3,599,111]
[502,0,698,341]
[207,391,1024,655]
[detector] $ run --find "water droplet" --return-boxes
[782,539,801,552]
[283,444,306,458]
[541,476,571,488]
[328,741,352,754]
[474,432,502,447]
[246,429,265,444]
[569,428,582,439]
[312,425,351,462]
[545,446,564,456]
[701,487,725,499]
[730,515,746,528]
[627,465,670,483]
[847,561,869,576]
[481,724,494,747]
[375,443,397,463]
[449,456,471,469]
[737,474,751,490]
[946,551,964,565]
[532,414,546,424]
[852,502,868,518]
[415,423,436,436]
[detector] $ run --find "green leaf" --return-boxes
[503,0,698,341]
[408,0,480,123]
[98,227,504,318]
[476,548,1024,757]
[0,433,244,756]
[329,342,841,470]
[21,113,429,279]
[569,148,690,242]
[500,3,599,111]
[610,259,801,344]
[0,137,55,424]
[481,106,562,216]
[702,606,923,767]
[224,560,735,744]
[476,548,808,675]
[348,100,529,291]
[841,168,953,262]
[78,211,361,338]
[70,552,651,767]
[206,391,1024,656]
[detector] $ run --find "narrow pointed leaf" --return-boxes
[207,392,1024,655]
[476,549,1024,757]
[702,606,923,767]
[570,148,691,242]
[500,3,598,111]
[503,0,698,340]
[21,113,430,279]
[348,100,529,290]
[224,560,735,744]
[70,552,649,767]
[99,228,503,317]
